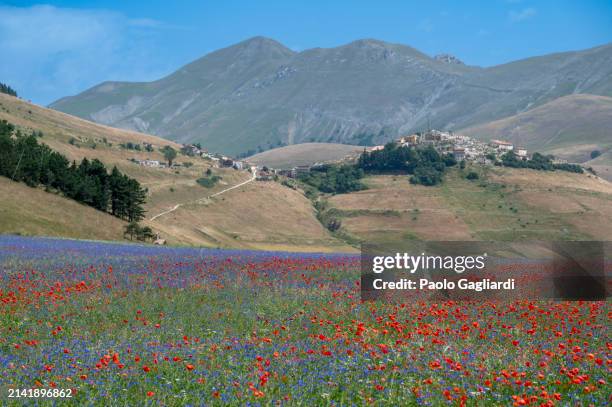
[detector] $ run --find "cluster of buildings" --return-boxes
[131,143,249,171]
[254,165,314,181]
[182,144,248,170]
[178,144,324,180]
[249,130,533,182]
[133,159,180,169]
[377,130,529,164]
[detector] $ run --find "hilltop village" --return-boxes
[127,129,583,184]
[385,130,530,164]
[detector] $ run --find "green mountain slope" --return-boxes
[50,38,612,156]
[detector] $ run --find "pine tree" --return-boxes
[125,178,147,222]
[109,167,129,219]
[0,120,148,221]
[0,82,17,97]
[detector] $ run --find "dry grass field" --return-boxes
[328,166,612,244]
[148,180,353,252]
[0,95,352,251]
[0,177,126,241]
[247,142,364,169]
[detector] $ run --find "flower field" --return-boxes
[0,236,609,406]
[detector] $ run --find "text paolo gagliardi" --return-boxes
[369,253,515,292]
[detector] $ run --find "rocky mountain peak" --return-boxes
[434,53,465,65]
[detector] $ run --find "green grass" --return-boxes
[438,167,590,240]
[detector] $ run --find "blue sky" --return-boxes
[1,0,611,105]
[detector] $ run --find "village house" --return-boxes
[181,144,203,156]
[424,130,444,142]
[397,134,420,146]
[277,169,293,177]
[256,170,274,181]
[220,157,234,168]
[291,165,311,179]
[452,147,466,161]
[515,147,528,158]
[138,159,161,168]
[490,139,514,151]
[233,161,245,170]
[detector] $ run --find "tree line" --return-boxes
[0,120,147,222]
[299,143,457,193]
[298,164,365,194]
[357,143,457,186]
[500,151,583,173]
[0,82,17,97]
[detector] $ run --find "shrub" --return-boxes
[466,171,479,180]
[124,222,156,242]
[197,175,221,188]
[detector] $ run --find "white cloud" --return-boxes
[508,7,537,23]
[0,5,119,53]
[0,5,175,105]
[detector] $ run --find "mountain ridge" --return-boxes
[50,37,612,155]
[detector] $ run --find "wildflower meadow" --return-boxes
[0,235,609,406]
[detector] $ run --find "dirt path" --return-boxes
[149,169,256,221]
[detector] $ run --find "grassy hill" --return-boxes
[583,150,612,181]
[1,94,611,251]
[0,94,352,252]
[247,143,364,169]
[326,166,612,245]
[459,94,612,163]
[0,177,126,240]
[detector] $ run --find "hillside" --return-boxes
[0,94,352,252]
[0,177,126,241]
[583,150,612,181]
[50,37,612,156]
[460,94,612,163]
[326,167,612,245]
[247,143,364,169]
[2,94,611,251]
